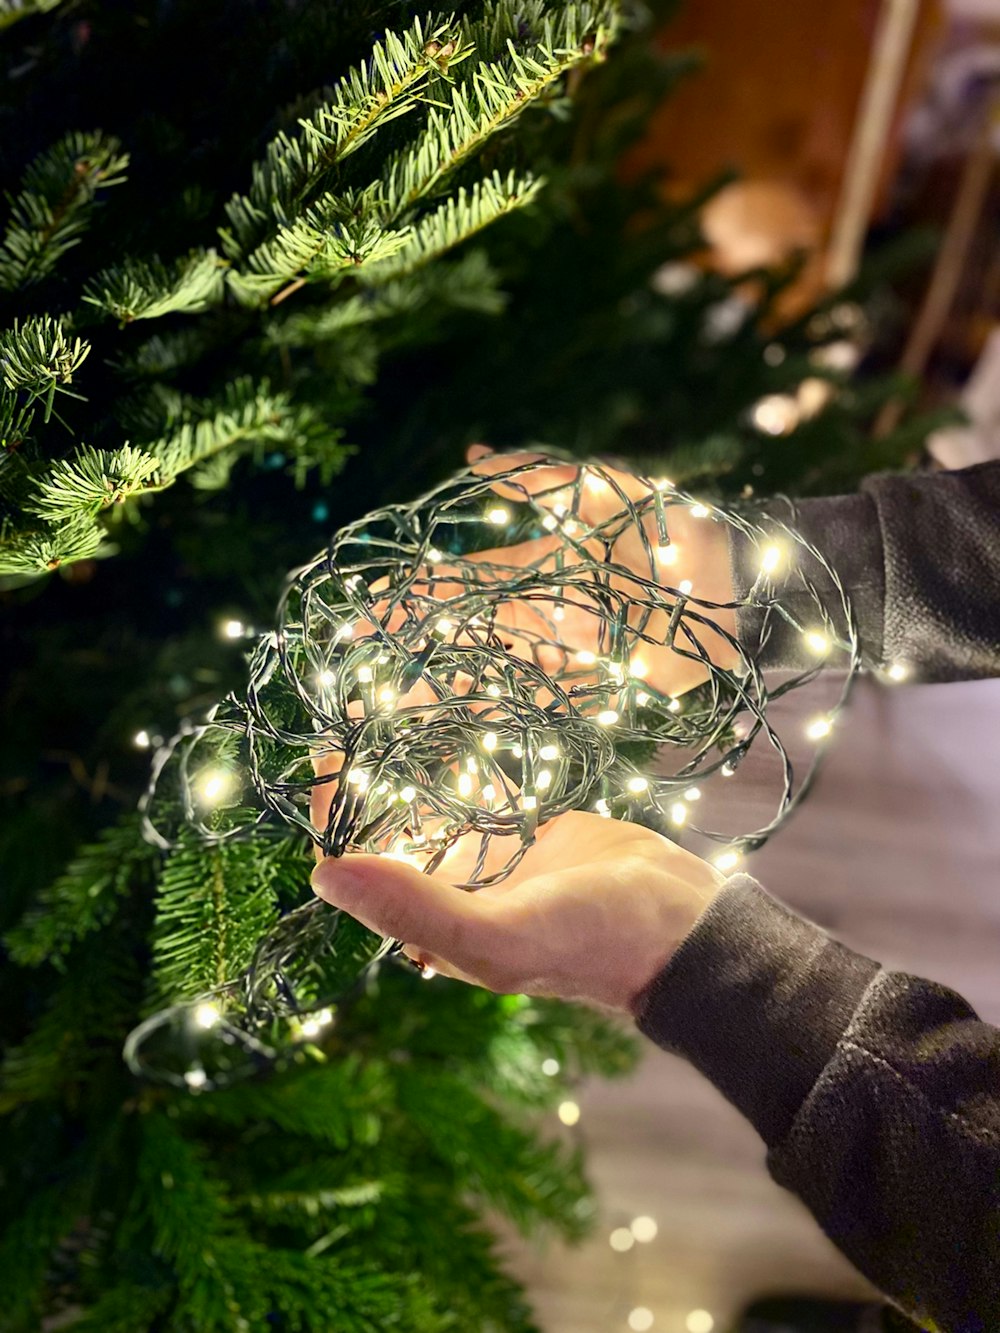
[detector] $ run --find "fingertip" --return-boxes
[466,443,493,462]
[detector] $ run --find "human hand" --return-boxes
[459,446,740,697]
[310,810,724,1013]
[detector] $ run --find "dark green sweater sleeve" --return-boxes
[635,875,1000,1331]
[731,461,1000,682]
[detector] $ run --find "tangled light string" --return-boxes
[130,456,859,1088]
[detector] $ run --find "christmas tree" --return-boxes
[1,1,941,1329]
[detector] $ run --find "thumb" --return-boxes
[311,854,488,962]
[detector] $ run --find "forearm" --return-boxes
[730,461,1000,682]
[634,876,1000,1329]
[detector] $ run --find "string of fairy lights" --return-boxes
[129,453,874,1087]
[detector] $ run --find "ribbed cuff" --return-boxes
[634,875,881,1149]
[730,493,886,673]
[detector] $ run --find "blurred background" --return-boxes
[2,0,999,1329]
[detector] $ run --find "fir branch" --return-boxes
[362,170,542,282]
[220,15,469,263]
[60,1284,172,1332]
[240,1179,384,1223]
[0,131,128,291]
[0,1177,91,1330]
[5,813,159,968]
[149,833,296,1004]
[0,513,105,575]
[381,3,615,219]
[0,0,64,30]
[82,249,226,324]
[0,315,90,421]
[26,444,159,522]
[133,1118,231,1279]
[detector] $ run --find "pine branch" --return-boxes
[381,3,615,220]
[362,170,542,282]
[5,812,159,968]
[0,315,90,422]
[0,131,128,291]
[26,444,159,522]
[0,1177,91,1331]
[0,513,105,576]
[240,1179,384,1224]
[220,15,469,263]
[82,249,227,324]
[0,0,64,30]
[60,1284,172,1332]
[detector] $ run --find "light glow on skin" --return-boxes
[575,650,597,666]
[689,503,710,519]
[656,544,679,567]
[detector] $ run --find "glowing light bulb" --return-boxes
[511,744,523,759]
[563,519,580,537]
[667,698,681,714]
[804,629,830,655]
[636,691,650,706]
[482,784,496,803]
[553,605,565,621]
[539,743,559,760]
[133,729,151,749]
[609,1227,634,1252]
[458,772,474,797]
[887,662,909,682]
[686,1312,714,1333]
[486,506,510,525]
[399,785,416,803]
[652,477,674,491]
[420,964,436,981]
[752,393,799,436]
[377,685,397,706]
[628,1309,654,1332]
[435,618,454,635]
[185,1068,208,1091]
[575,650,597,666]
[482,732,498,751]
[542,1057,560,1076]
[715,850,740,872]
[336,622,354,641]
[656,544,678,566]
[597,709,619,727]
[522,794,538,811]
[427,548,444,562]
[721,762,736,777]
[318,669,336,687]
[558,1100,581,1126]
[221,618,245,639]
[542,514,558,531]
[197,769,233,805]
[631,1216,658,1243]
[684,786,701,801]
[626,776,648,793]
[689,503,710,519]
[357,665,374,683]
[584,471,609,494]
[486,683,502,698]
[630,657,649,678]
[678,579,693,595]
[537,769,553,790]
[760,544,782,575]
[193,1002,221,1030]
[670,802,687,826]
[805,715,833,741]
[594,798,611,817]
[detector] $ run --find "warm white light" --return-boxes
[536,769,553,790]
[805,715,833,741]
[357,665,374,683]
[458,772,474,797]
[482,784,497,802]
[609,1227,634,1252]
[720,762,735,777]
[684,786,701,801]
[678,579,693,595]
[689,503,710,519]
[420,964,437,981]
[539,743,559,760]
[558,1100,580,1126]
[667,699,681,714]
[752,393,800,436]
[193,1002,221,1030]
[630,657,649,678]
[542,514,558,531]
[511,743,523,759]
[760,544,782,575]
[576,650,597,666]
[636,691,650,707]
[584,471,609,494]
[427,548,444,562]
[652,476,674,491]
[522,794,538,811]
[399,785,416,803]
[563,519,580,537]
[887,662,909,682]
[804,629,830,655]
[597,709,619,726]
[436,618,454,635]
[335,622,354,641]
[482,732,498,751]
[670,802,687,826]
[487,505,510,525]
[594,797,611,816]
[631,1215,658,1243]
[486,683,502,698]
[133,729,151,749]
[656,544,678,566]
[628,1309,654,1332]
[686,1311,714,1333]
[347,768,369,788]
[185,1068,208,1090]
[608,662,625,684]
[197,769,233,805]
[221,618,245,639]
[553,605,565,621]
[542,1057,560,1076]
[715,850,740,872]
[377,685,397,706]
[318,669,336,687]
[626,776,649,793]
